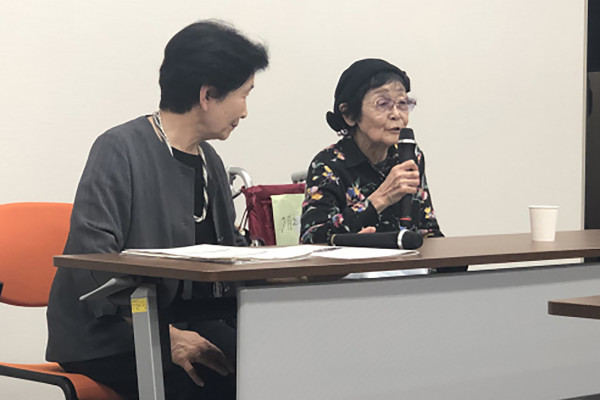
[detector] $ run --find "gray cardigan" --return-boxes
[46,116,245,363]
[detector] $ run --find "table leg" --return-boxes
[131,283,166,400]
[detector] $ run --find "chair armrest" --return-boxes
[79,276,141,302]
[0,363,78,400]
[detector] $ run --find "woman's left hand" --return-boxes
[358,226,376,234]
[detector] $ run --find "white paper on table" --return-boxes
[310,246,418,260]
[122,244,335,263]
[310,246,425,279]
[344,269,429,279]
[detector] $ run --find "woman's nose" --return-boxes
[389,106,401,119]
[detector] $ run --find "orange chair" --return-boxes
[0,202,123,400]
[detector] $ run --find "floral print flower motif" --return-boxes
[331,148,345,161]
[424,206,435,220]
[321,165,338,183]
[310,160,325,181]
[350,202,367,212]
[345,186,367,212]
[300,223,324,243]
[415,186,428,202]
[331,213,344,228]
[307,186,323,201]
[346,185,364,201]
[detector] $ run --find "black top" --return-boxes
[172,147,218,299]
[172,148,217,245]
[300,135,442,244]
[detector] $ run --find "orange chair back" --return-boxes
[0,202,72,306]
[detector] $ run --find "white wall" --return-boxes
[0,0,587,397]
[0,0,587,236]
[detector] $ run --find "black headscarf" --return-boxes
[326,58,410,132]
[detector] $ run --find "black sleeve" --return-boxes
[415,150,443,238]
[300,155,380,244]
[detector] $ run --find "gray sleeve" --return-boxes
[63,132,132,317]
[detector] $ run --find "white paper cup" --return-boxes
[529,205,559,241]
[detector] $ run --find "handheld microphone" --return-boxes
[330,230,423,250]
[397,128,418,228]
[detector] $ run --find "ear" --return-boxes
[339,103,356,127]
[198,86,216,111]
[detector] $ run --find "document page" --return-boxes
[122,245,419,264]
[311,247,423,279]
[310,247,418,260]
[122,244,335,263]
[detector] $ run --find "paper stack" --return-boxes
[121,244,418,264]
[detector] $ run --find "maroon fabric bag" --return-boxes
[240,183,306,246]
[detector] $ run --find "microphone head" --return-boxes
[399,128,415,141]
[397,230,424,250]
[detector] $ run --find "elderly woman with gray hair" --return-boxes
[300,59,449,265]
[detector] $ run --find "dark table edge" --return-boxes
[548,296,600,320]
[54,232,600,282]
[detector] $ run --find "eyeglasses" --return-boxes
[367,97,417,114]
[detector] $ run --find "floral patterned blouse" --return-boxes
[300,135,442,244]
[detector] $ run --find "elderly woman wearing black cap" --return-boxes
[300,58,442,247]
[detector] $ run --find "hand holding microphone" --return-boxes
[330,128,425,251]
[369,128,420,226]
[369,161,419,212]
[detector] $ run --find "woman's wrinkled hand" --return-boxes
[169,325,234,387]
[369,160,419,213]
[358,226,376,234]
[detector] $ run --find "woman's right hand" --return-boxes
[369,160,420,213]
